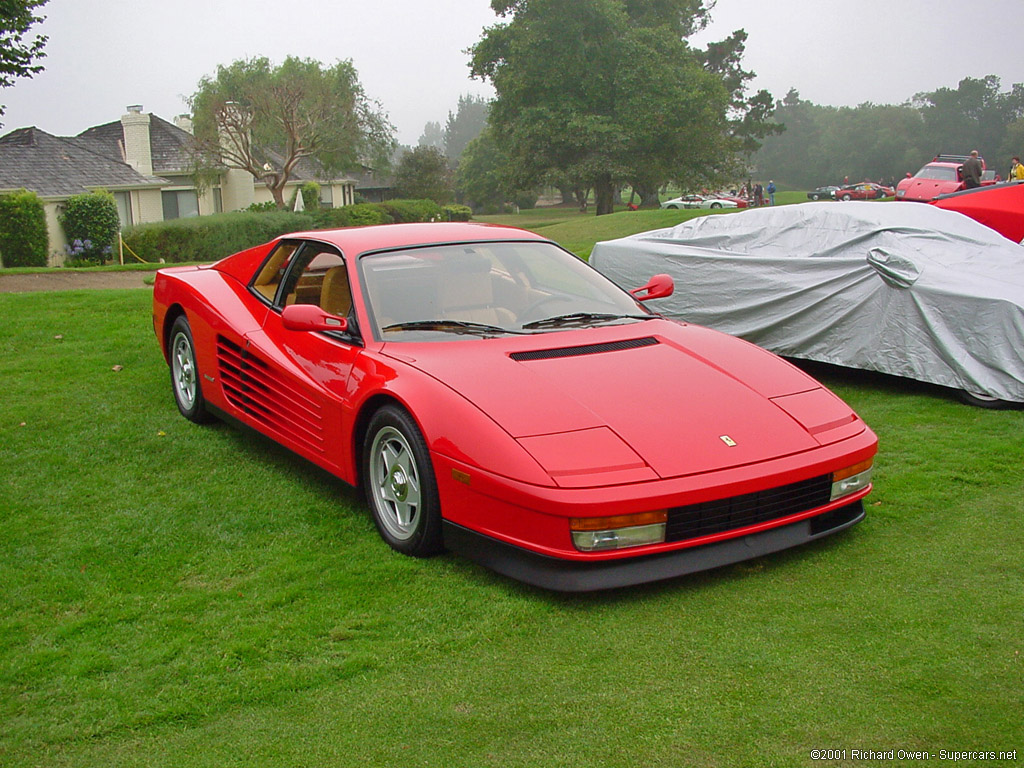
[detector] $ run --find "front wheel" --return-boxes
[169,315,212,423]
[362,406,443,557]
[810,193,820,200]
[840,193,852,201]
[709,202,722,209]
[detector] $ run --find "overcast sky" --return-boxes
[2,0,1021,146]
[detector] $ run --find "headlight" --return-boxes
[831,459,873,500]
[570,511,667,551]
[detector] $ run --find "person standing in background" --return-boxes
[962,150,983,189]
[1009,156,1024,181]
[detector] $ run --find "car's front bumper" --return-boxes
[443,499,865,592]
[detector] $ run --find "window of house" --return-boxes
[162,190,200,220]
[113,192,133,228]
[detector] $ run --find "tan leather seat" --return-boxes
[440,259,514,326]
[321,266,351,317]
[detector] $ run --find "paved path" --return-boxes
[0,271,154,293]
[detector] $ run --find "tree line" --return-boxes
[755,77,1024,188]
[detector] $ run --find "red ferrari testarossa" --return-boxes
[153,222,877,591]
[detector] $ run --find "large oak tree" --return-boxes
[469,0,776,213]
[189,56,394,208]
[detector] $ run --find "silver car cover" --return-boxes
[591,202,1024,402]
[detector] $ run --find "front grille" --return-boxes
[510,336,658,361]
[665,475,833,543]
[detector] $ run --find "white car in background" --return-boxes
[660,194,739,210]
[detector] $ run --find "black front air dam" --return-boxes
[443,501,864,592]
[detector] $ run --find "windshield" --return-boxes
[915,166,958,181]
[359,241,652,340]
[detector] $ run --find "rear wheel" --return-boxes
[169,315,211,423]
[710,202,722,209]
[841,193,852,201]
[957,390,1022,410]
[362,405,443,556]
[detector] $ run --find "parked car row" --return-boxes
[806,183,895,201]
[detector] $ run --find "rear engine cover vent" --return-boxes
[510,336,659,362]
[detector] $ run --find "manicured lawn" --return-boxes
[1,223,1022,765]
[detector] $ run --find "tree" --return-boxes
[470,0,773,214]
[189,56,395,208]
[394,145,454,203]
[1,0,48,125]
[418,120,444,149]
[454,127,510,211]
[444,94,490,162]
[913,76,1024,164]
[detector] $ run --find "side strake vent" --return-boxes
[216,336,325,456]
[510,336,659,362]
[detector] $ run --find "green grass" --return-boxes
[1,213,1022,766]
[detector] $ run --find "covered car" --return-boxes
[590,203,1024,406]
[154,222,877,591]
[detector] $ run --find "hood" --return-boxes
[383,320,862,485]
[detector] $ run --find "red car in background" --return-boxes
[896,154,995,202]
[835,182,894,201]
[152,222,876,591]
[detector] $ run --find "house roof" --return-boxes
[0,126,165,198]
[76,114,194,175]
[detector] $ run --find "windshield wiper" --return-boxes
[382,319,526,336]
[521,312,653,330]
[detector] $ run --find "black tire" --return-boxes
[168,315,212,423]
[710,202,722,209]
[841,193,852,201]
[957,390,1022,410]
[362,405,443,557]
[810,193,820,200]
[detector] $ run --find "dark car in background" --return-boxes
[807,185,839,201]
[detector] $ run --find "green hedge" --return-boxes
[0,189,49,267]
[123,211,317,264]
[122,200,470,264]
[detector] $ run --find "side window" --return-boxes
[252,242,300,302]
[276,244,352,318]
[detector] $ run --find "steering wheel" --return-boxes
[518,293,574,323]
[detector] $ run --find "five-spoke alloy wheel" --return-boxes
[363,406,443,556]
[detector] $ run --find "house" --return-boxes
[0,105,359,265]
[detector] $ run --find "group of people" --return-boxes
[739,180,776,206]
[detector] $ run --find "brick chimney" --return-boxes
[121,104,153,176]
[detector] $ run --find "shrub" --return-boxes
[513,190,538,210]
[381,198,445,223]
[59,191,120,264]
[0,189,49,267]
[312,203,392,229]
[442,204,472,222]
[246,201,278,213]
